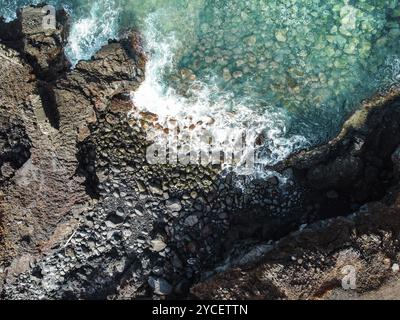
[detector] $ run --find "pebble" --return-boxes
[190,191,198,199]
[166,199,182,212]
[275,30,287,42]
[150,239,167,252]
[222,68,232,82]
[149,185,163,196]
[232,71,243,79]
[184,215,199,227]
[134,209,144,217]
[148,277,172,296]
[112,191,120,198]
[244,35,257,46]
[136,181,146,193]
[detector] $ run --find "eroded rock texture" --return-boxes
[0,5,147,298]
[1,5,400,300]
[192,88,400,300]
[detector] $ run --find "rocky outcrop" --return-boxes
[0,5,146,298]
[191,88,400,300]
[0,6,70,79]
[192,181,400,299]
[1,4,400,300]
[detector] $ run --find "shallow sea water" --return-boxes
[2,0,400,172]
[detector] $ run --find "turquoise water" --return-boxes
[2,0,400,167]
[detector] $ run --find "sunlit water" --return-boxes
[2,0,400,175]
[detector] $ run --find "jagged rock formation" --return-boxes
[0,6,301,299]
[192,87,400,300]
[1,5,400,300]
[192,180,400,299]
[0,5,147,298]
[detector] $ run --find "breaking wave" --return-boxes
[2,0,400,177]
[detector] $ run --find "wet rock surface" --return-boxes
[1,5,400,300]
[192,88,400,300]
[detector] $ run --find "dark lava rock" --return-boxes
[2,4,400,301]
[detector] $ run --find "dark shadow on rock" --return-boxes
[283,97,400,222]
[0,117,31,184]
[76,140,100,199]
[37,82,60,129]
[0,15,23,51]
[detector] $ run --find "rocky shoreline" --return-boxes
[1,5,400,299]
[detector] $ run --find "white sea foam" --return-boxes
[131,11,308,178]
[65,0,121,65]
[1,1,312,180]
[6,0,399,182]
[1,0,42,21]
